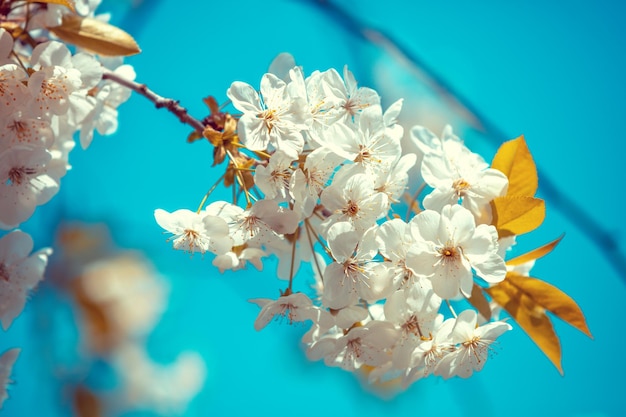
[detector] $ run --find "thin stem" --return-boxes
[231,141,271,160]
[225,149,251,207]
[305,218,325,283]
[287,233,297,291]
[305,217,331,257]
[219,99,232,110]
[10,50,28,73]
[405,183,426,222]
[196,173,225,213]
[446,300,457,318]
[102,68,205,135]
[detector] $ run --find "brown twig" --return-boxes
[102,68,205,135]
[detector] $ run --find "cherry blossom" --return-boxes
[322,222,392,309]
[249,292,319,330]
[412,125,508,222]
[154,208,232,256]
[435,310,511,378]
[0,145,60,229]
[406,204,506,299]
[307,321,399,371]
[320,173,386,233]
[254,151,295,200]
[0,230,51,330]
[227,70,311,158]
[323,66,380,124]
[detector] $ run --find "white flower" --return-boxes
[154,208,232,256]
[0,348,20,410]
[0,230,51,330]
[374,153,417,208]
[79,64,135,149]
[249,292,318,330]
[435,310,511,378]
[376,218,419,289]
[0,145,59,229]
[254,151,294,200]
[227,70,311,158]
[322,223,392,309]
[323,66,380,124]
[403,316,455,384]
[0,64,29,110]
[0,108,54,152]
[289,147,343,217]
[212,247,266,273]
[302,69,343,144]
[209,200,299,247]
[320,173,386,233]
[307,320,398,371]
[405,205,506,299]
[334,105,402,177]
[383,284,442,369]
[412,125,508,221]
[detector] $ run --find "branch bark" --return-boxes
[102,68,205,135]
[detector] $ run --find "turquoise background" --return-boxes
[2,1,624,416]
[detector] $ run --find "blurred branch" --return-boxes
[309,0,626,282]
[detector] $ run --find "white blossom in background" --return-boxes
[112,343,206,415]
[0,230,51,330]
[0,348,20,410]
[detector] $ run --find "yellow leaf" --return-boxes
[491,196,545,237]
[466,283,491,321]
[506,234,564,266]
[506,273,592,338]
[491,135,538,197]
[27,0,75,12]
[49,16,141,57]
[486,280,563,374]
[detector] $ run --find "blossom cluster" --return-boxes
[0,0,134,404]
[0,0,134,323]
[155,54,519,386]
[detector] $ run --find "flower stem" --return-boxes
[196,173,225,213]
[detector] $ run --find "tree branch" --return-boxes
[102,68,205,135]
